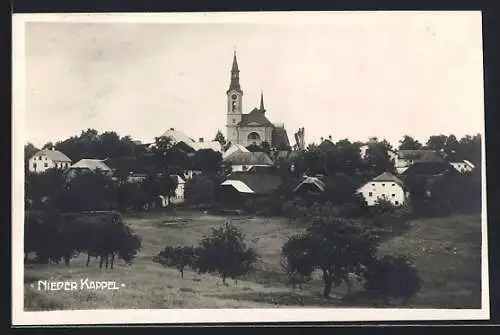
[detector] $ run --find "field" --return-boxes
[23,210,482,310]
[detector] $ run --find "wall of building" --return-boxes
[28,155,70,173]
[237,126,273,147]
[358,181,405,206]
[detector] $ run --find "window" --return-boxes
[382,194,385,197]
[371,183,375,186]
[382,183,385,186]
[391,194,395,197]
[44,163,48,168]
[395,201,399,205]
[39,156,42,160]
[392,183,395,186]
[368,192,373,197]
[32,163,36,168]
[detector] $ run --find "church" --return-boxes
[225,52,290,149]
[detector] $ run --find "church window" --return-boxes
[232,119,235,124]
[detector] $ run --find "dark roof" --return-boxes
[402,161,452,176]
[223,151,275,165]
[371,172,404,187]
[414,151,446,163]
[223,172,283,195]
[238,108,274,127]
[272,127,290,148]
[398,149,440,160]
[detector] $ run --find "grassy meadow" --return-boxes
[23,210,482,310]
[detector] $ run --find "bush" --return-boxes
[364,255,422,305]
[154,245,197,278]
[195,221,258,284]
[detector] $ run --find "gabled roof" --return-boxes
[170,175,186,184]
[31,149,72,162]
[239,108,274,127]
[272,126,290,148]
[293,176,326,193]
[161,128,200,151]
[414,151,446,163]
[371,172,404,186]
[222,144,250,160]
[318,139,336,152]
[397,149,439,160]
[221,172,283,195]
[69,159,112,172]
[196,141,222,153]
[223,151,274,166]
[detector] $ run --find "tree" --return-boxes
[282,200,298,224]
[42,142,54,150]
[185,176,216,206]
[260,141,271,155]
[281,233,316,289]
[246,143,262,152]
[116,182,148,212]
[282,217,378,298]
[363,255,421,305]
[425,135,448,151]
[25,168,67,210]
[191,149,223,175]
[154,245,197,278]
[398,135,423,150]
[59,171,118,212]
[195,221,258,284]
[443,134,460,159]
[214,130,226,146]
[363,140,396,176]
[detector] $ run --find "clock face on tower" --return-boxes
[231,94,238,100]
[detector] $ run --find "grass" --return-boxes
[23,210,482,310]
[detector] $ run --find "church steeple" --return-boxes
[259,90,266,114]
[228,50,242,93]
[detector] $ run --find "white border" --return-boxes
[12,12,489,325]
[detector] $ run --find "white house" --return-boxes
[450,160,475,174]
[357,172,406,207]
[169,175,186,204]
[161,128,222,153]
[28,148,72,173]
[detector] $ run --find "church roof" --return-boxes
[239,108,274,127]
[272,126,290,149]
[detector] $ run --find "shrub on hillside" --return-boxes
[363,255,422,305]
[195,221,258,284]
[153,245,197,278]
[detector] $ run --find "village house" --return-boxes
[222,143,250,160]
[222,151,275,172]
[66,159,113,180]
[357,172,406,207]
[449,159,475,174]
[161,128,222,153]
[216,172,283,209]
[28,148,72,173]
[293,175,326,200]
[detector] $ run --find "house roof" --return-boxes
[450,159,475,168]
[271,126,290,148]
[222,144,250,160]
[31,149,72,162]
[170,175,186,184]
[293,176,326,193]
[371,172,404,185]
[69,159,112,172]
[414,151,446,163]
[397,149,439,160]
[221,172,283,195]
[196,141,222,152]
[223,151,274,166]
[238,108,274,127]
[161,128,200,151]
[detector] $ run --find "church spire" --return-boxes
[228,50,242,93]
[259,90,266,113]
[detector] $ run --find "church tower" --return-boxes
[226,51,243,145]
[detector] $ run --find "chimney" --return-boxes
[199,138,204,142]
[328,135,332,141]
[320,137,324,142]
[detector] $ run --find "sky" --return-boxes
[20,12,484,149]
